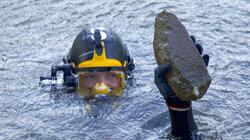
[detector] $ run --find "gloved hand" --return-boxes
[154,36,209,139]
[154,63,191,109]
[190,35,209,67]
[154,36,209,104]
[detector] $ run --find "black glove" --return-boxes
[190,35,209,67]
[155,64,198,138]
[154,63,191,109]
[154,36,209,104]
[154,36,209,139]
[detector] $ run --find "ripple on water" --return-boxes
[0,0,249,139]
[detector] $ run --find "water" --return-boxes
[0,0,249,139]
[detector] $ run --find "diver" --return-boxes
[40,27,209,139]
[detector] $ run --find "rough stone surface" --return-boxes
[153,10,211,101]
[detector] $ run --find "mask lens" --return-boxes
[79,73,98,88]
[79,71,121,88]
[77,70,126,99]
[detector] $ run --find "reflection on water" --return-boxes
[0,0,249,139]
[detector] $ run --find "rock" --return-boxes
[153,10,211,101]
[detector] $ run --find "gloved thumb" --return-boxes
[154,62,171,81]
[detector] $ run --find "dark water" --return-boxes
[0,0,249,139]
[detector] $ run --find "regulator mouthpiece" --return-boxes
[94,94,107,100]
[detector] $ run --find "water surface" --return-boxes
[0,0,249,139]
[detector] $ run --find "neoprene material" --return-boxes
[154,63,191,108]
[169,108,199,139]
[154,36,209,139]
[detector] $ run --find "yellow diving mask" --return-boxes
[76,70,126,99]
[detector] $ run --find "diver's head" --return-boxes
[67,27,134,99]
